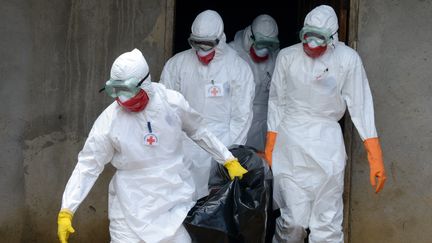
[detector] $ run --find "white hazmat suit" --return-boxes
[267,6,384,243]
[160,10,255,199]
[60,49,236,243]
[229,14,279,151]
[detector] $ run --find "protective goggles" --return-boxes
[250,29,280,51]
[299,25,335,46]
[188,34,220,52]
[99,72,150,99]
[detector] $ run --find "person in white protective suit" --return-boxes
[229,14,280,154]
[263,5,387,243]
[56,49,248,243]
[160,10,255,200]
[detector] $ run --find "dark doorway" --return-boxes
[173,0,349,55]
[173,1,300,54]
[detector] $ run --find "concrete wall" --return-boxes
[350,0,432,242]
[0,0,174,242]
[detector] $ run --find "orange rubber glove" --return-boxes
[364,137,387,193]
[57,209,75,243]
[264,131,277,167]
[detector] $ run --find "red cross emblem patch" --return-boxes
[144,133,159,146]
[205,83,224,97]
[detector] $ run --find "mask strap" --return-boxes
[329,30,338,48]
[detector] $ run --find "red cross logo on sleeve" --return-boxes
[211,87,219,96]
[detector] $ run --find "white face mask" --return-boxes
[197,48,215,57]
[253,46,269,57]
[118,95,131,102]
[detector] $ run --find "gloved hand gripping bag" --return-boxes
[184,145,273,243]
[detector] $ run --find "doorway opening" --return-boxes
[172,0,352,242]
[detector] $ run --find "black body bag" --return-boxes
[184,145,273,243]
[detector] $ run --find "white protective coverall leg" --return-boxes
[160,10,255,200]
[229,14,279,152]
[268,5,380,243]
[60,49,236,243]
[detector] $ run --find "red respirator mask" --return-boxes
[116,89,149,112]
[196,49,216,65]
[249,46,269,63]
[302,43,327,58]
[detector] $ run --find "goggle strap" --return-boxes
[330,30,338,40]
[137,72,150,87]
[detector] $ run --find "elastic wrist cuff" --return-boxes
[60,208,74,216]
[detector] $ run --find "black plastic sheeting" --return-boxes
[184,145,274,243]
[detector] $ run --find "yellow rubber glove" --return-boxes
[264,131,277,167]
[364,137,387,193]
[57,209,75,243]
[224,158,248,180]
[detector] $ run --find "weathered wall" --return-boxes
[350,0,432,242]
[0,0,174,242]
